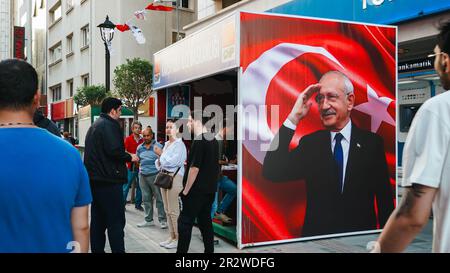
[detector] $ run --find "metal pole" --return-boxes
[176,0,180,41]
[105,42,110,91]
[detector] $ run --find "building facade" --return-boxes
[0,0,12,61]
[46,0,196,139]
[13,0,47,114]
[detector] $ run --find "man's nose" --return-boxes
[320,101,331,111]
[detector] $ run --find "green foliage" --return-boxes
[74,85,110,107]
[113,58,153,120]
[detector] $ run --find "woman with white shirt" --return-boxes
[154,120,187,249]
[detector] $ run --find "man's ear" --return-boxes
[442,53,449,73]
[33,91,41,109]
[347,93,355,111]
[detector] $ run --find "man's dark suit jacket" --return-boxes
[262,123,394,237]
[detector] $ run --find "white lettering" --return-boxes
[372,0,385,6]
[175,257,209,271]
[363,0,393,10]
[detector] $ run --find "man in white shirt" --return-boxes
[375,20,450,253]
[263,71,394,237]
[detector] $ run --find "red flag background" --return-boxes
[240,13,396,245]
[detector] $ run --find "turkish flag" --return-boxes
[145,3,174,12]
[240,13,396,245]
[116,24,130,32]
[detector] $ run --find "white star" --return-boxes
[354,84,395,133]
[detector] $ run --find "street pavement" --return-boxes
[103,202,433,253]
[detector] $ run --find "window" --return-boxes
[66,0,74,11]
[172,32,185,43]
[66,34,73,55]
[82,74,89,87]
[172,0,189,8]
[49,1,62,24]
[223,0,242,9]
[81,25,90,48]
[51,85,62,102]
[49,42,62,64]
[67,80,74,97]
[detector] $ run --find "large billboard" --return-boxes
[239,12,397,246]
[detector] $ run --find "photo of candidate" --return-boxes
[262,70,395,237]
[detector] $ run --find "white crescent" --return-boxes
[241,43,345,164]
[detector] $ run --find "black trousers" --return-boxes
[177,192,215,253]
[90,183,126,253]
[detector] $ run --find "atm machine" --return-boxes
[398,79,446,169]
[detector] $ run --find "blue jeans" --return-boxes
[211,176,237,218]
[123,170,142,207]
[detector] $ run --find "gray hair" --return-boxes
[320,71,354,95]
[131,121,142,129]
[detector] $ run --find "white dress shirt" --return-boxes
[283,119,352,192]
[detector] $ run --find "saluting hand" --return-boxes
[287,84,321,126]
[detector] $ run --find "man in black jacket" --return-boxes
[33,109,60,137]
[84,97,139,253]
[263,71,394,237]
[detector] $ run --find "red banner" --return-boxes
[51,101,66,121]
[240,13,396,245]
[13,27,25,60]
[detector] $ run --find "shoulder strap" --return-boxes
[172,167,181,177]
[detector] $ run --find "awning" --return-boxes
[153,13,239,90]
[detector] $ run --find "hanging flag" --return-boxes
[130,24,146,44]
[116,24,130,32]
[145,3,174,11]
[134,9,147,20]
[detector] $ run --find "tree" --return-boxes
[113,58,153,121]
[74,85,110,108]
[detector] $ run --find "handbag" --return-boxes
[154,167,181,189]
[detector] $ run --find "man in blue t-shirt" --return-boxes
[136,128,166,228]
[0,59,92,253]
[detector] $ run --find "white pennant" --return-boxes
[129,24,146,45]
[134,9,147,20]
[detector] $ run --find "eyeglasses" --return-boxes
[428,52,445,58]
[315,93,343,104]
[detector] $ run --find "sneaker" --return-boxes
[164,240,178,249]
[160,221,168,229]
[215,213,232,223]
[137,221,154,228]
[135,205,144,211]
[159,238,173,247]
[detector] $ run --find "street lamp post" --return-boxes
[97,16,116,92]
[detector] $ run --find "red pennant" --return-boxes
[116,24,130,32]
[145,3,174,11]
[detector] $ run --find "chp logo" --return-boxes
[222,20,236,63]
